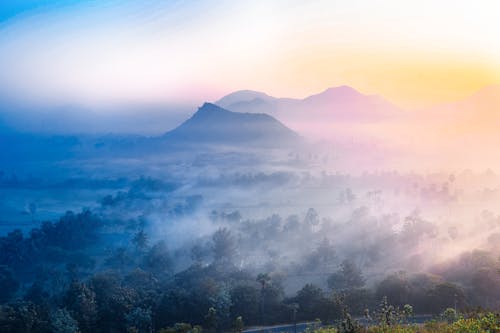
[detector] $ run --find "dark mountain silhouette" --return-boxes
[162,102,301,147]
[0,103,302,165]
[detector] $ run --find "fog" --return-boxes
[0,100,499,332]
[1,135,498,284]
[0,99,192,135]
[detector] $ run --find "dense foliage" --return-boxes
[0,193,498,332]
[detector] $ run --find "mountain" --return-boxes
[441,85,500,119]
[216,90,278,109]
[216,90,295,115]
[1,103,302,165]
[215,85,401,124]
[416,85,500,140]
[215,86,402,141]
[298,85,400,122]
[162,102,301,147]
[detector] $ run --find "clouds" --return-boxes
[0,1,283,107]
[0,0,499,109]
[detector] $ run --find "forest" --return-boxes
[2,1,500,332]
[0,169,499,333]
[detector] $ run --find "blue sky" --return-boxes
[0,0,84,22]
[0,0,499,108]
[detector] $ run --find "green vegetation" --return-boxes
[309,311,499,333]
[0,206,498,332]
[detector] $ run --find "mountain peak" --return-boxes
[197,102,225,113]
[163,103,301,147]
[324,85,359,94]
[215,90,273,109]
[309,85,365,101]
[189,103,233,122]
[200,102,221,109]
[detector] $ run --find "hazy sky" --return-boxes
[1,0,499,109]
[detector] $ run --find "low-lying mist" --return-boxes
[0,106,499,332]
[1,144,498,302]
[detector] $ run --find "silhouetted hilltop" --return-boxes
[162,102,301,147]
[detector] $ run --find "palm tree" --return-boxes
[256,273,271,289]
[132,229,148,251]
[256,273,271,325]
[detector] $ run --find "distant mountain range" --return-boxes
[216,85,402,124]
[2,84,500,160]
[421,85,500,122]
[215,85,500,144]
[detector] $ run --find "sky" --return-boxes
[0,0,499,109]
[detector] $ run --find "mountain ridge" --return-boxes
[214,86,402,134]
[162,102,302,147]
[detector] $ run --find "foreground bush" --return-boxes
[448,312,499,333]
[311,312,499,333]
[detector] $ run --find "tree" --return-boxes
[306,238,336,272]
[256,273,271,289]
[428,282,466,314]
[403,304,413,318]
[375,296,398,327]
[256,272,271,325]
[158,323,201,333]
[132,230,148,251]
[441,308,457,324]
[123,269,159,305]
[24,281,50,306]
[293,284,325,321]
[191,244,207,265]
[283,215,300,233]
[233,316,244,333]
[125,307,153,333]
[342,287,373,315]
[28,202,37,222]
[257,277,286,325]
[469,267,500,309]
[339,188,356,205]
[1,301,50,333]
[335,296,361,333]
[210,287,232,329]
[375,272,410,307]
[143,240,173,277]
[0,230,26,269]
[90,272,138,332]
[51,308,79,333]
[304,208,319,227]
[204,307,217,332]
[105,247,134,271]
[230,285,259,325]
[289,303,299,331]
[0,266,19,303]
[51,210,102,250]
[328,259,365,291]
[64,282,98,332]
[212,228,236,264]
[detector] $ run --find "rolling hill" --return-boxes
[162,102,302,147]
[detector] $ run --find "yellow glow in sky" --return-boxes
[0,0,499,108]
[270,48,499,108]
